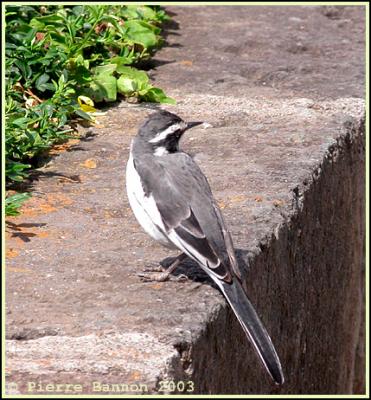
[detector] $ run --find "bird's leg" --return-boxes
[142,263,165,273]
[138,253,187,282]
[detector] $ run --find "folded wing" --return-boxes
[133,152,284,384]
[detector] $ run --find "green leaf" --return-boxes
[85,74,117,102]
[5,192,32,216]
[6,160,31,182]
[6,43,18,50]
[24,130,44,147]
[94,63,117,76]
[29,18,45,31]
[14,59,32,79]
[116,66,149,93]
[116,65,148,81]
[11,117,30,128]
[116,66,152,96]
[110,54,135,67]
[117,76,137,95]
[35,73,51,92]
[129,5,157,21]
[121,5,153,20]
[143,87,176,104]
[31,14,65,26]
[74,109,94,121]
[124,20,158,49]
[121,6,166,25]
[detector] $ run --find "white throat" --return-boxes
[154,146,169,156]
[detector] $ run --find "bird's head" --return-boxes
[138,110,203,155]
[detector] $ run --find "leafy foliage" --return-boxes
[5,5,174,216]
[5,193,32,216]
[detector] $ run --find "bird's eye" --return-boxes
[149,122,186,144]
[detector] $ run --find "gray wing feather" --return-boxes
[133,152,284,384]
[134,152,235,282]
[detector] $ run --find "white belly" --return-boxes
[126,152,176,249]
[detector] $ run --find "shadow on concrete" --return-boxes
[136,58,178,71]
[6,221,47,243]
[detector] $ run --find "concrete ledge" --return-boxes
[6,333,179,395]
[5,99,365,395]
[177,116,366,394]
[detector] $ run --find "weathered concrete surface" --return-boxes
[5,6,365,395]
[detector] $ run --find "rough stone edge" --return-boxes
[152,114,366,394]
[4,113,365,395]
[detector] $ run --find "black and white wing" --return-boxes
[133,152,284,384]
[134,152,235,282]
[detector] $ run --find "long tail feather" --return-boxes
[219,279,284,385]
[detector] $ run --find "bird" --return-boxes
[126,110,284,385]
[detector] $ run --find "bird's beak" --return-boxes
[186,121,203,130]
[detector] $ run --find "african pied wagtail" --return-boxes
[126,110,284,385]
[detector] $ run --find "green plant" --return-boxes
[5,193,32,216]
[5,5,174,216]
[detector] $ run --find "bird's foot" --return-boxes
[138,265,188,283]
[138,269,171,282]
[138,271,189,283]
[143,263,165,273]
[137,262,169,282]
[138,254,188,283]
